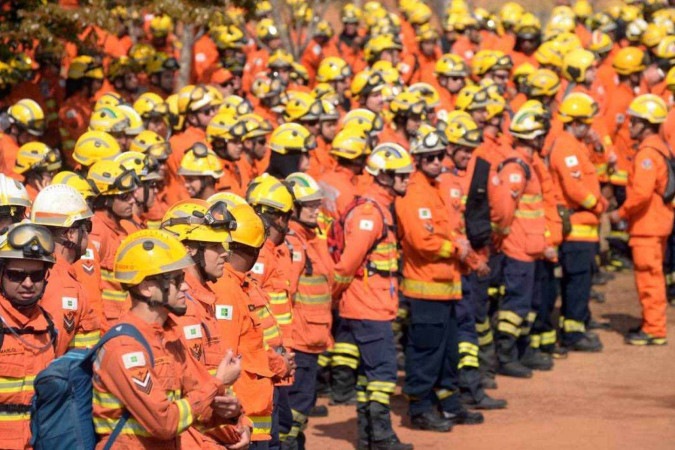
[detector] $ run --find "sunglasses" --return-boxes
[117,191,136,202]
[75,219,93,233]
[5,268,48,283]
[422,152,445,163]
[148,271,185,288]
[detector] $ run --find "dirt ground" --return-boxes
[305,271,675,450]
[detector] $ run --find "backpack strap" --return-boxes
[92,323,155,450]
[497,157,532,181]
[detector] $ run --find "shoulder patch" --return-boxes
[81,248,94,260]
[183,324,203,340]
[616,113,625,124]
[450,188,461,198]
[509,173,522,183]
[359,219,374,230]
[195,53,206,63]
[122,351,147,369]
[251,262,265,274]
[66,109,77,119]
[216,305,233,320]
[62,296,78,311]
[564,155,579,168]
[292,251,302,262]
[313,44,321,56]
[418,208,432,219]
[642,158,653,170]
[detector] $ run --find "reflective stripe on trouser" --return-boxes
[630,236,668,338]
[285,351,319,440]
[271,386,292,446]
[342,318,398,442]
[456,285,479,370]
[403,298,461,416]
[531,259,559,351]
[496,257,535,364]
[331,316,359,403]
[559,241,595,345]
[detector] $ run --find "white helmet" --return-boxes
[31,184,93,228]
[0,174,31,208]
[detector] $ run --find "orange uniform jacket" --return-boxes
[333,183,400,321]
[167,126,207,204]
[286,221,334,354]
[90,210,135,326]
[211,266,275,441]
[73,243,104,324]
[618,135,675,237]
[395,171,461,300]
[58,92,93,168]
[172,272,251,447]
[0,133,18,178]
[549,130,605,242]
[92,312,225,449]
[604,82,638,186]
[532,153,564,251]
[307,136,336,180]
[0,297,56,449]
[319,165,361,223]
[491,147,546,262]
[215,160,246,196]
[42,255,101,354]
[191,34,219,84]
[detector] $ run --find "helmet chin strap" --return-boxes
[135,276,187,316]
[194,244,217,284]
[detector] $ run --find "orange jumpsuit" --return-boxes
[167,126,207,204]
[300,38,339,85]
[0,133,18,178]
[307,136,336,180]
[242,48,271,95]
[92,312,225,448]
[395,171,461,300]
[58,92,93,169]
[42,255,101,354]
[318,164,362,236]
[171,272,251,447]
[73,243,104,324]
[0,296,57,449]
[191,34,219,84]
[286,221,334,354]
[211,266,275,442]
[452,36,479,63]
[90,210,135,327]
[618,135,674,338]
[215,159,246,196]
[333,183,400,322]
[604,82,638,187]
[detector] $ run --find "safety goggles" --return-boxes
[229,120,248,139]
[162,201,238,231]
[362,72,385,95]
[147,141,171,161]
[25,118,46,136]
[5,268,48,283]
[462,128,483,146]
[112,168,141,193]
[161,57,180,71]
[191,142,211,158]
[494,55,514,70]
[32,148,62,172]
[7,223,54,257]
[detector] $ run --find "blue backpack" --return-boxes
[30,323,155,450]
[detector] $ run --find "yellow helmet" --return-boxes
[0,174,30,209]
[612,46,646,75]
[161,199,234,243]
[499,2,524,28]
[128,43,156,68]
[627,94,668,124]
[625,19,648,44]
[269,123,316,154]
[444,111,482,148]
[283,91,322,122]
[621,4,643,23]
[410,124,446,154]
[238,113,273,141]
[31,184,93,228]
[87,159,140,196]
[667,66,675,92]
[150,14,173,38]
[178,143,224,179]
[408,2,432,25]
[67,55,103,80]
[390,90,426,117]
[246,175,294,214]
[251,73,284,100]
[207,191,247,208]
[51,171,96,200]
[330,126,370,159]
[528,68,561,97]
[73,131,122,167]
[206,112,239,142]
[108,56,139,80]
[286,172,324,203]
[654,35,675,61]
[214,25,246,50]
[341,3,362,23]
[256,18,281,42]
[314,19,334,39]
[455,85,490,111]
[316,57,352,82]
[588,30,613,55]
[573,0,593,19]
[145,52,180,75]
[319,99,340,122]
[166,93,183,131]
[485,90,506,120]
[0,222,55,264]
[129,130,171,161]
[268,49,294,69]
[313,82,337,102]
[118,104,144,136]
[341,108,384,136]
[434,53,469,77]
[562,49,595,83]
[534,41,564,68]
[14,142,62,175]
[114,151,161,182]
[416,23,439,42]
[471,50,513,76]
[134,92,169,120]
[89,106,129,134]
[510,101,551,139]
[94,92,124,111]
[588,12,617,33]
[113,229,194,286]
[558,92,598,123]
[255,0,273,18]
[350,69,386,100]
[364,34,402,63]
[219,95,253,117]
[8,99,45,136]
[513,62,537,85]
[366,143,414,176]
[642,24,667,49]
[229,203,267,248]
[177,84,214,115]
[515,13,541,38]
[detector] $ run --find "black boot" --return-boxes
[459,367,507,409]
[331,365,357,405]
[356,400,371,450]
[371,435,414,450]
[520,346,553,371]
[496,329,533,378]
[410,410,452,432]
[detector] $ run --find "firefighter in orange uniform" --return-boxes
[13,142,62,201]
[1,99,46,179]
[316,57,353,116]
[309,100,340,180]
[145,52,180,98]
[160,199,252,448]
[396,126,481,432]
[379,90,426,149]
[610,95,673,346]
[332,144,413,450]
[510,13,541,69]
[238,113,274,188]
[206,112,246,196]
[549,93,606,352]
[300,20,339,84]
[433,54,469,116]
[92,229,244,448]
[0,223,59,449]
[31,185,101,354]
[87,160,141,327]
[242,19,285,94]
[283,173,335,448]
